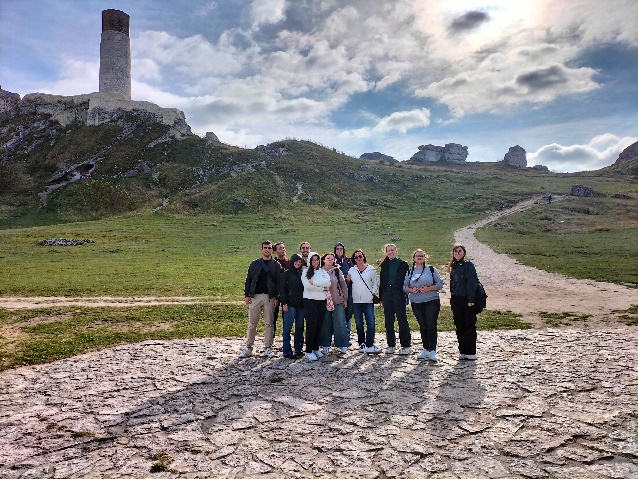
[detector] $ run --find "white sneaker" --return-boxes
[262,348,274,358]
[429,350,437,361]
[359,343,367,353]
[340,347,348,354]
[313,349,324,358]
[306,352,318,361]
[459,353,467,360]
[385,346,395,354]
[239,348,253,358]
[399,347,411,356]
[417,349,429,360]
[322,347,330,355]
[366,345,381,354]
[465,354,477,360]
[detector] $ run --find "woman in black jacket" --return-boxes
[279,254,305,358]
[448,244,479,360]
[379,244,411,355]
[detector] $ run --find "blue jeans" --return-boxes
[320,304,349,348]
[353,302,376,347]
[283,306,305,355]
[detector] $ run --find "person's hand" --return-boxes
[273,299,279,308]
[468,302,474,308]
[245,297,252,305]
[282,305,288,312]
[309,279,314,285]
[379,301,384,308]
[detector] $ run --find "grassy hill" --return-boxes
[0,110,637,298]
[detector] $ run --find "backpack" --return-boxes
[473,281,488,313]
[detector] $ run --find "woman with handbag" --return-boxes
[447,243,480,360]
[404,249,444,361]
[319,252,349,354]
[301,253,331,361]
[347,249,381,354]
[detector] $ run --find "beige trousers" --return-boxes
[246,294,274,349]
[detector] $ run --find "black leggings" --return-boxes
[304,298,327,353]
[411,299,440,351]
[451,295,477,355]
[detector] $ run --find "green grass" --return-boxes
[476,195,638,287]
[538,311,592,326]
[0,303,528,371]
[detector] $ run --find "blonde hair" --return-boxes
[383,243,397,257]
[412,248,429,262]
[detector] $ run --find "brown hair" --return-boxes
[447,243,466,272]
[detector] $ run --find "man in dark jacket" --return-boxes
[240,241,282,358]
[271,242,290,340]
[279,253,305,358]
[379,244,411,355]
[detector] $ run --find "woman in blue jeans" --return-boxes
[404,249,444,361]
[279,254,305,358]
[347,249,381,354]
[319,252,349,354]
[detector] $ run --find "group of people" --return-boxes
[242,240,480,362]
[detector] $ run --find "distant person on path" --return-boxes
[347,249,381,354]
[272,242,290,339]
[547,194,553,204]
[241,241,282,358]
[379,244,411,355]
[301,253,331,361]
[448,243,479,360]
[404,249,444,360]
[279,253,305,359]
[334,242,353,339]
[319,252,349,354]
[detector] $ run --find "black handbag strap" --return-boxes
[356,266,375,296]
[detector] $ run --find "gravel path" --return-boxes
[453,195,638,327]
[1,197,638,478]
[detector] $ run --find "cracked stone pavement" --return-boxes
[1,327,637,478]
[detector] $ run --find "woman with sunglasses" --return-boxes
[447,243,479,360]
[404,249,444,360]
[301,253,332,361]
[347,249,381,354]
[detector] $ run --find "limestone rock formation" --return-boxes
[205,132,219,142]
[359,152,397,162]
[616,141,638,164]
[503,145,527,168]
[16,93,191,139]
[409,143,468,163]
[571,185,600,197]
[531,164,549,171]
[0,86,20,113]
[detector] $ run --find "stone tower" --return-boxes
[99,9,131,100]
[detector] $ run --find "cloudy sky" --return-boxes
[1,0,637,172]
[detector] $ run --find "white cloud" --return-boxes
[528,134,638,172]
[194,1,218,17]
[34,57,99,96]
[250,0,286,29]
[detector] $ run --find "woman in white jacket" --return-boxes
[347,249,381,354]
[301,253,332,361]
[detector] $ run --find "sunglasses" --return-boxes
[354,254,364,259]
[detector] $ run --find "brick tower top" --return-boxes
[102,9,129,36]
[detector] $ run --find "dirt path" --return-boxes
[453,195,638,326]
[2,196,637,328]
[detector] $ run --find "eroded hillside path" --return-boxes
[451,195,638,327]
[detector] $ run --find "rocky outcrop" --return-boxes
[16,92,191,139]
[503,145,527,168]
[39,238,95,246]
[571,185,600,197]
[255,143,289,157]
[0,86,21,113]
[359,152,397,162]
[409,143,468,163]
[205,132,219,142]
[532,164,549,171]
[616,141,638,164]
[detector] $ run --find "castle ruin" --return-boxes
[99,9,131,100]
